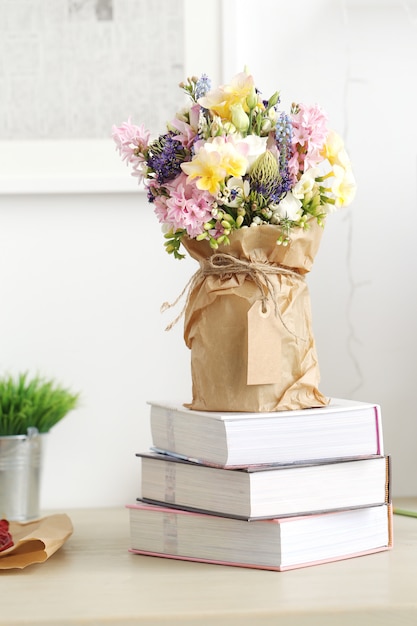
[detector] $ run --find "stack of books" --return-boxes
[128,398,392,571]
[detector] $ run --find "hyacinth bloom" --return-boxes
[153,173,213,238]
[112,118,150,181]
[112,70,357,258]
[289,103,329,180]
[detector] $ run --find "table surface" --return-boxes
[1,499,417,626]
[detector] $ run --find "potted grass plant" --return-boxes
[0,372,80,521]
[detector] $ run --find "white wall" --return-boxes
[0,0,416,508]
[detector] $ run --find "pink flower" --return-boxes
[164,173,213,238]
[290,104,329,178]
[153,193,170,226]
[170,104,200,149]
[112,117,151,182]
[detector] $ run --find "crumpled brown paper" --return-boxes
[182,221,329,412]
[0,514,73,569]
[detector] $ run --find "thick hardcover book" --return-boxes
[148,398,383,467]
[138,452,391,520]
[128,502,393,572]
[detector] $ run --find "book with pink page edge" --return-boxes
[127,502,393,572]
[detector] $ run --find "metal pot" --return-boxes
[0,428,46,521]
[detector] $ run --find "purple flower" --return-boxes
[147,133,188,184]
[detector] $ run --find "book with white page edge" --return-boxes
[137,452,391,520]
[148,398,383,467]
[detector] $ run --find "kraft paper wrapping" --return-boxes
[0,514,73,569]
[182,222,329,412]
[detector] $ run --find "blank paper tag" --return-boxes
[247,300,282,385]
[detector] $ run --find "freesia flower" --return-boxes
[198,71,256,121]
[330,164,357,209]
[274,192,303,221]
[169,104,200,149]
[181,137,248,195]
[181,146,227,195]
[321,130,350,168]
[292,168,319,201]
[237,135,268,171]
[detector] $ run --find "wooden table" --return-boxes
[1,501,417,625]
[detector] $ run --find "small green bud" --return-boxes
[246,86,258,110]
[267,91,280,108]
[230,103,250,133]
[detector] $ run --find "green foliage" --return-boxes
[164,229,186,259]
[0,373,80,436]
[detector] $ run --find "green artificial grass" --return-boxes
[0,372,80,436]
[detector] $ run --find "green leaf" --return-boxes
[0,373,80,436]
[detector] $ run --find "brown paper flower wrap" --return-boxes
[181,221,329,412]
[0,514,73,569]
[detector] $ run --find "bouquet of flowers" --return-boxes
[112,70,356,260]
[112,70,356,412]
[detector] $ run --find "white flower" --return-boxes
[275,193,303,221]
[292,168,319,200]
[220,176,250,208]
[237,135,268,172]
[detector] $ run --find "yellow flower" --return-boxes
[331,164,356,208]
[213,138,248,178]
[322,131,357,208]
[181,147,226,195]
[322,130,351,169]
[198,72,257,122]
[181,137,248,196]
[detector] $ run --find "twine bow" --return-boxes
[161,252,304,335]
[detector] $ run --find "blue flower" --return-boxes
[195,74,211,100]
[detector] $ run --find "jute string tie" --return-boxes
[161,252,304,336]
